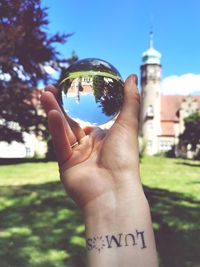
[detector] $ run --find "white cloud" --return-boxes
[161,73,200,95]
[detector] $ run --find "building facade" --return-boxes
[0,90,47,158]
[139,33,200,155]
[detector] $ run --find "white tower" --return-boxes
[140,32,162,155]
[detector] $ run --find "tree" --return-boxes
[93,75,123,116]
[0,0,71,143]
[179,111,200,154]
[57,51,78,86]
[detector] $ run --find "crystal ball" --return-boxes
[58,58,124,127]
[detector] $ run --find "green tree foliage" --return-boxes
[179,111,200,152]
[0,0,71,143]
[59,51,78,81]
[93,76,123,116]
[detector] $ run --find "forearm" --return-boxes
[84,184,158,267]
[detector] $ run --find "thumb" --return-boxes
[116,74,140,129]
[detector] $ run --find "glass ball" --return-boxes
[58,58,124,127]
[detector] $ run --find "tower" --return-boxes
[140,32,162,155]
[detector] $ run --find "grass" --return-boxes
[141,157,200,267]
[0,163,85,267]
[0,157,200,267]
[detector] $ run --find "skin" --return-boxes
[41,74,158,267]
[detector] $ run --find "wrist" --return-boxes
[83,180,158,267]
[83,182,149,232]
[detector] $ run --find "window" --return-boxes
[25,147,32,157]
[148,67,154,75]
[159,141,172,151]
[81,76,92,85]
[142,70,146,77]
[147,105,154,117]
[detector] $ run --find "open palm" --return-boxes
[41,75,140,210]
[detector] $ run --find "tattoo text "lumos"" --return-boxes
[86,230,146,253]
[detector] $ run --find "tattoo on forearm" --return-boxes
[86,230,147,253]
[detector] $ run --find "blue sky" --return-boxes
[42,0,200,94]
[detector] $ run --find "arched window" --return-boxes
[147,105,154,117]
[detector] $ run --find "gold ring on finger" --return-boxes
[70,142,79,149]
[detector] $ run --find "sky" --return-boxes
[41,0,200,95]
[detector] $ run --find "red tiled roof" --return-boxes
[160,95,200,136]
[161,121,175,136]
[161,95,200,122]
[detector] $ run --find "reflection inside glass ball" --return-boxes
[59,58,124,127]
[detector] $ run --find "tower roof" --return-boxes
[142,32,161,65]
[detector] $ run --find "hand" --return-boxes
[41,74,142,214]
[41,75,158,267]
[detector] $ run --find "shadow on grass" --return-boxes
[144,186,200,267]
[0,181,200,267]
[0,181,85,267]
[175,161,200,168]
[0,158,50,165]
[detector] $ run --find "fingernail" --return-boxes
[132,74,138,86]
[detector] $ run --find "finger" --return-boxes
[44,84,58,99]
[41,91,77,144]
[116,74,140,130]
[48,110,73,166]
[41,90,60,113]
[44,85,85,141]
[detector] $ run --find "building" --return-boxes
[139,33,200,155]
[0,90,47,158]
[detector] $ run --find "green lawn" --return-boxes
[141,157,200,267]
[0,157,200,267]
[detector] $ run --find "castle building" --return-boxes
[139,33,200,155]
